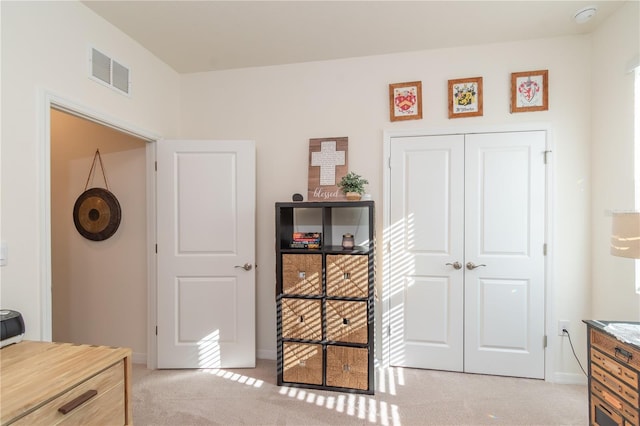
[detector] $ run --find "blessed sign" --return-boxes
[308,137,348,201]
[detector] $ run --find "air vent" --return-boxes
[89,47,131,96]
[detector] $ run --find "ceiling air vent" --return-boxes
[89,47,131,96]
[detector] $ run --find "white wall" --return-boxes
[50,109,147,361]
[0,1,180,341]
[591,1,640,320]
[179,35,595,378]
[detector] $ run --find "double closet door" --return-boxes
[388,131,546,379]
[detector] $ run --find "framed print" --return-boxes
[389,81,422,122]
[448,77,483,118]
[511,70,548,113]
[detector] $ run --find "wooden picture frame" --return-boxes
[389,81,422,122]
[511,70,548,113]
[307,137,348,201]
[448,77,483,118]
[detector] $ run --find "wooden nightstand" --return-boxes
[0,341,132,425]
[584,320,640,426]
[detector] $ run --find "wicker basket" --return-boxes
[282,342,323,385]
[283,254,322,295]
[326,254,368,298]
[326,300,367,344]
[326,346,368,390]
[281,298,322,340]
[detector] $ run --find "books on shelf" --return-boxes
[290,232,321,249]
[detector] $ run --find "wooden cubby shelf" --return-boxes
[275,201,375,394]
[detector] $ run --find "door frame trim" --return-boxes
[39,90,160,368]
[382,123,556,381]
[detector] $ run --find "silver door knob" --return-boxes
[466,262,486,270]
[234,263,253,271]
[446,261,462,270]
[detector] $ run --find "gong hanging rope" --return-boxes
[73,149,122,241]
[84,149,110,191]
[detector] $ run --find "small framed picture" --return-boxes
[511,70,548,113]
[389,81,422,122]
[448,77,483,118]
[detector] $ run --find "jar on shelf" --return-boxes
[341,233,354,249]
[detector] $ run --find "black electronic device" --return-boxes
[1,309,24,348]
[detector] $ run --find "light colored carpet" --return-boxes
[132,359,587,425]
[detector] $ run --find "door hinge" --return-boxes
[543,243,547,256]
[155,244,158,254]
[155,326,158,336]
[388,157,391,169]
[155,161,157,171]
[543,335,548,348]
[388,325,391,336]
[544,150,552,164]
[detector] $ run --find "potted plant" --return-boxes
[337,172,369,201]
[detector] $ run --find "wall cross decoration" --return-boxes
[308,137,348,201]
[311,141,345,186]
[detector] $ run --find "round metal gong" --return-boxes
[73,188,121,241]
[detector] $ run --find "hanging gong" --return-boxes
[73,187,121,241]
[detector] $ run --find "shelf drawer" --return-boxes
[326,300,368,344]
[591,328,640,373]
[13,360,125,426]
[326,346,368,391]
[591,347,638,390]
[283,254,322,295]
[591,380,639,425]
[282,343,323,385]
[326,255,368,298]
[592,363,639,408]
[281,298,322,340]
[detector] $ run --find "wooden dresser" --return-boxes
[585,320,640,426]
[0,341,132,425]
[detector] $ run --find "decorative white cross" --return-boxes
[311,141,345,185]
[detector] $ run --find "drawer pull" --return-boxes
[58,389,98,414]
[615,347,633,363]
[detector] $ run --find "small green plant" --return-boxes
[337,172,369,195]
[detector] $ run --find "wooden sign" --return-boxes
[308,137,348,201]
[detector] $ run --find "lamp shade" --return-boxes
[611,212,640,258]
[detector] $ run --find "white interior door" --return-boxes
[463,131,545,379]
[156,139,256,368]
[389,134,465,371]
[388,130,546,379]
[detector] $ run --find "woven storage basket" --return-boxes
[326,300,367,344]
[283,254,322,295]
[326,346,368,390]
[326,254,368,297]
[282,342,323,385]
[281,298,322,340]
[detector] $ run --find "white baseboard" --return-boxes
[258,348,276,360]
[553,372,588,385]
[132,351,147,365]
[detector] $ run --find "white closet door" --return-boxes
[389,134,465,371]
[388,130,546,379]
[464,131,546,379]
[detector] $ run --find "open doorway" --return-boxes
[50,108,149,362]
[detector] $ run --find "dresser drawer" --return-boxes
[591,328,640,372]
[592,347,638,390]
[592,363,638,408]
[13,360,125,425]
[326,300,368,344]
[591,380,639,425]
